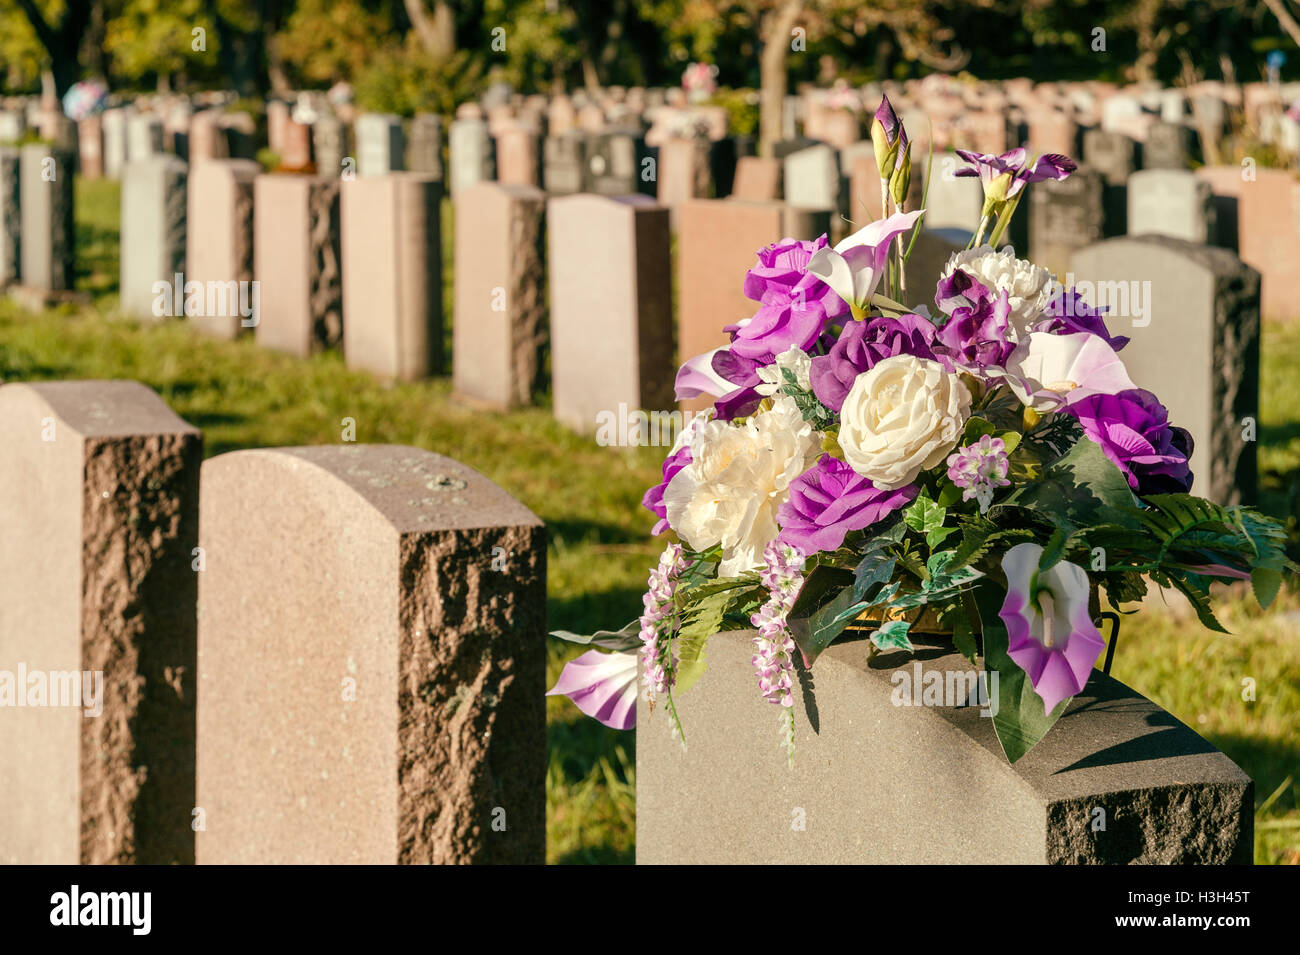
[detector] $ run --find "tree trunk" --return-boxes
[406,0,456,58]
[15,0,93,98]
[759,0,804,157]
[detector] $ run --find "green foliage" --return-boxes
[277,0,391,86]
[707,87,759,138]
[354,40,485,119]
[104,0,214,86]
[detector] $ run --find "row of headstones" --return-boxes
[1,141,1261,510]
[0,378,547,864]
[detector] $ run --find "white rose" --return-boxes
[838,355,972,489]
[664,396,821,576]
[942,245,1054,340]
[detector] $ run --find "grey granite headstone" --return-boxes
[121,156,188,318]
[1070,235,1259,504]
[19,144,75,292]
[127,114,164,162]
[1127,169,1214,244]
[312,114,348,179]
[923,156,983,233]
[1029,166,1103,278]
[587,131,647,196]
[356,113,404,177]
[783,143,844,236]
[102,108,128,179]
[449,118,496,198]
[1144,121,1192,170]
[1083,130,1135,235]
[637,629,1252,864]
[406,113,443,178]
[543,133,588,195]
[0,148,18,285]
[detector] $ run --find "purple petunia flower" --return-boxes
[547,650,639,730]
[728,236,849,365]
[1035,287,1130,352]
[810,313,940,413]
[998,543,1106,716]
[1066,388,1195,496]
[776,454,918,555]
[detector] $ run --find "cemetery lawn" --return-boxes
[0,178,1294,864]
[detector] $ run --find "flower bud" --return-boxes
[872,118,898,180]
[889,139,912,208]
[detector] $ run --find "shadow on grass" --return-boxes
[548,585,644,641]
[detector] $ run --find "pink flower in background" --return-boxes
[547,650,639,730]
[998,543,1105,715]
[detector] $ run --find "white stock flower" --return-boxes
[838,355,972,489]
[663,396,821,577]
[942,245,1054,340]
[756,345,813,396]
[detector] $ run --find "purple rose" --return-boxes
[936,279,1016,372]
[728,236,850,364]
[642,443,692,535]
[1035,287,1130,352]
[777,455,918,555]
[809,314,940,413]
[1067,388,1194,495]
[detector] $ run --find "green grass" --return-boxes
[2,177,1296,864]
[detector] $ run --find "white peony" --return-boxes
[664,396,821,576]
[838,355,972,489]
[941,245,1054,340]
[756,345,813,396]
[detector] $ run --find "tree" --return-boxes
[104,0,214,92]
[276,0,391,86]
[8,0,94,97]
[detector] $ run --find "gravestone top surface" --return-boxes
[202,445,541,534]
[3,380,200,438]
[1079,232,1257,280]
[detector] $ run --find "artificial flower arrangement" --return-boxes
[549,96,1293,765]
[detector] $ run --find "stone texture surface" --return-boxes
[253,174,342,356]
[0,380,201,865]
[186,159,260,339]
[783,143,843,237]
[356,113,404,177]
[341,173,444,380]
[452,182,547,409]
[196,445,546,864]
[19,144,75,292]
[312,114,348,179]
[548,193,674,433]
[731,156,782,201]
[637,630,1252,864]
[120,156,188,318]
[406,113,443,178]
[1070,236,1259,504]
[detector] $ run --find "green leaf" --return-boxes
[870,619,913,651]
[927,525,959,549]
[548,620,641,652]
[963,416,997,444]
[904,493,948,549]
[854,553,897,602]
[674,589,733,695]
[790,584,867,666]
[1038,523,1074,571]
[973,581,1070,763]
[1004,437,1139,528]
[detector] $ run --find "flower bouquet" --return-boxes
[549,97,1293,765]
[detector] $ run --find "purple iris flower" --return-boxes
[776,454,918,555]
[1066,388,1195,495]
[810,313,940,413]
[953,147,1076,202]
